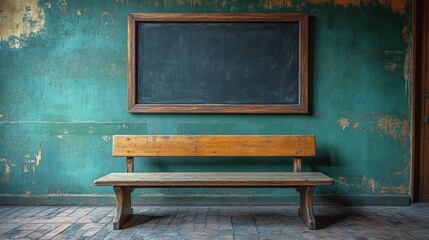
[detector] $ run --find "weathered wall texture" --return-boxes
[0,0,412,205]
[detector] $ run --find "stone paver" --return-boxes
[0,203,428,239]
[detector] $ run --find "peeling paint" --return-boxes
[378,0,407,14]
[0,158,10,182]
[380,185,408,194]
[0,0,46,49]
[385,62,398,71]
[336,176,379,192]
[362,176,377,192]
[403,48,412,81]
[23,164,29,173]
[35,147,42,167]
[331,0,360,7]
[376,115,408,140]
[259,0,293,9]
[261,0,408,13]
[337,118,350,130]
[58,0,68,13]
[102,135,111,142]
[401,25,410,44]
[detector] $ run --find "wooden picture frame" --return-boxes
[128,13,309,113]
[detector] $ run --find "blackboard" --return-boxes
[128,14,308,113]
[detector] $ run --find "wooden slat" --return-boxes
[94,172,333,187]
[112,135,316,157]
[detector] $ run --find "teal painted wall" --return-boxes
[0,0,412,205]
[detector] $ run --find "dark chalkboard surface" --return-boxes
[128,14,308,113]
[138,22,299,104]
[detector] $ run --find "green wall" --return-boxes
[0,0,412,205]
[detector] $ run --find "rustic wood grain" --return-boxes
[113,187,134,230]
[421,0,429,201]
[127,14,136,111]
[94,172,333,187]
[127,13,308,22]
[127,13,309,114]
[112,135,316,157]
[296,186,316,230]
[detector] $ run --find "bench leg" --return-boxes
[296,186,316,230]
[113,186,134,230]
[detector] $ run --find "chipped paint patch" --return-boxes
[332,0,360,7]
[77,8,81,16]
[0,114,3,119]
[0,0,46,48]
[352,122,361,129]
[102,135,111,142]
[273,0,408,13]
[362,176,377,192]
[35,147,42,166]
[336,176,379,192]
[376,115,409,140]
[0,158,11,182]
[385,62,398,71]
[58,0,68,13]
[337,118,350,130]
[401,26,410,44]
[259,0,293,9]
[378,0,407,14]
[380,185,408,194]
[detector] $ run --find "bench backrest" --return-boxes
[113,135,315,172]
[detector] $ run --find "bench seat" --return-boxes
[95,135,334,231]
[94,172,333,187]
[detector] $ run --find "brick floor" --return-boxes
[0,203,428,239]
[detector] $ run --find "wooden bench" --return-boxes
[94,135,333,230]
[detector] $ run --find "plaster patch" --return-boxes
[35,147,42,166]
[0,0,46,48]
[376,115,409,140]
[337,118,350,130]
[0,158,10,182]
